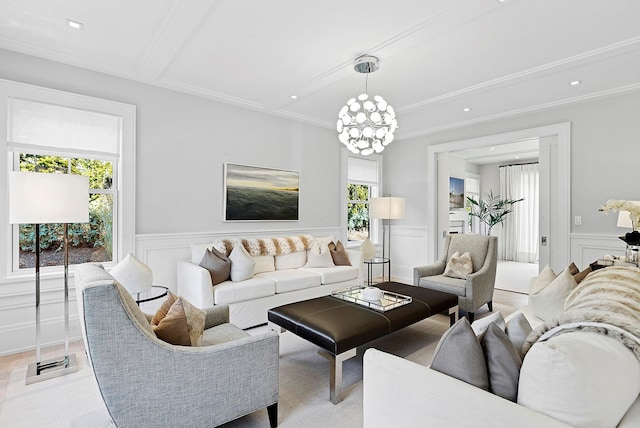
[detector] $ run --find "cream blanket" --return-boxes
[219,235,314,257]
[523,266,640,361]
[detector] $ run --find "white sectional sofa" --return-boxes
[177,235,363,329]
[363,266,640,428]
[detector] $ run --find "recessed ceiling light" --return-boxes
[289,95,298,99]
[67,19,84,30]
[463,107,472,112]
[569,80,581,86]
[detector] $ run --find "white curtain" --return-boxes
[499,163,539,263]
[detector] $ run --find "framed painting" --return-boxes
[449,176,464,209]
[224,163,299,221]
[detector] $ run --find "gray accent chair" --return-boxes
[413,234,498,322]
[74,263,279,428]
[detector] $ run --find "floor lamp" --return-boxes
[369,197,406,259]
[9,172,89,384]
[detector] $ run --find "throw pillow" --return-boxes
[328,240,351,266]
[530,266,578,321]
[529,264,557,295]
[480,323,522,402]
[109,253,153,294]
[229,244,255,282]
[430,317,489,391]
[471,311,505,336]
[518,331,640,428]
[443,251,473,279]
[504,312,533,358]
[151,292,206,346]
[572,266,592,284]
[305,249,335,268]
[199,248,231,285]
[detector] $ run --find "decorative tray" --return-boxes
[331,286,412,312]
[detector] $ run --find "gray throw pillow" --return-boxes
[430,317,489,391]
[199,248,231,285]
[481,322,522,402]
[505,312,533,358]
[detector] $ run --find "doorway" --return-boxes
[426,123,571,274]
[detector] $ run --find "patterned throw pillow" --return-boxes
[443,251,473,279]
[151,292,206,346]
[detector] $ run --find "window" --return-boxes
[14,153,115,268]
[2,79,136,278]
[346,156,380,244]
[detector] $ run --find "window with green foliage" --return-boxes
[347,184,370,242]
[16,153,115,269]
[346,155,380,244]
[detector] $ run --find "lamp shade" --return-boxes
[9,172,89,224]
[369,197,405,220]
[617,211,633,228]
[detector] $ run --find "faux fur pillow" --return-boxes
[443,251,473,279]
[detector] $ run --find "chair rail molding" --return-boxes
[569,233,627,268]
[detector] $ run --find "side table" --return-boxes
[135,285,169,306]
[363,257,390,286]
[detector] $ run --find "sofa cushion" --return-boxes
[229,244,255,282]
[480,323,522,402]
[213,277,276,305]
[199,248,231,285]
[328,240,351,266]
[201,323,249,346]
[430,317,489,391]
[252,254,275,274]
[443,251,473,279]
[275,251,306,270]
[518,331,640,428]
[419,275,466,297]
[299,265,359,285]
[257,269,322,293]
[530,266,577,321]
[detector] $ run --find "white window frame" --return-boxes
[341,149,383,247]
[1,78,136,281]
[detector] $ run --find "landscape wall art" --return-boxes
[224,163,299,221]
[449,176,465,209]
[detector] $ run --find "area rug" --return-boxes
[0,313,454,428]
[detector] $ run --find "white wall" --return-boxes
[383,90,640,282]
[0,49,344,355]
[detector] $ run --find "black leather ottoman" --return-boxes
[268,282,458,404]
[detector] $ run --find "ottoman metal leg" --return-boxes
[318,347,357,404]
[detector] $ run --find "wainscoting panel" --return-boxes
[135,227,344,293]
[569,233,627,268]
[389,226,428,284]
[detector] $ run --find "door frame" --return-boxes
[426,122,571,271]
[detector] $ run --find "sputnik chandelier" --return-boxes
[337,55,398,155]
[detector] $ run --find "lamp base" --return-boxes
[26,353,78,385]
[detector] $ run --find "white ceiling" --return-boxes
[1,0,639,142]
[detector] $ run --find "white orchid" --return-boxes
[600,199,640,230]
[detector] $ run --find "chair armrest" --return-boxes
[177,260,214,308]
[363,349,571,428]
[203,305,229,329]
[413,261,446,285]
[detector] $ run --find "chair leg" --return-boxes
[267,402,278,428]
[466,312,474,323]
[487,301,493,312]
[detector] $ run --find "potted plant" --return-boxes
[466,191,523,235]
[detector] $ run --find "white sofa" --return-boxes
[363,302,640,428]
[177,235,363,329]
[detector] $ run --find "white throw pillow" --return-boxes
[275,251,307,270]
[518,332,640,428]
[305,249,335,268]
[471,311,505,336]
[252,255,275,274]
[229,245,255,282]
[443,251,473,279]
[529,264,557,295]
[504,312,533,358]
[529,267,577,321]
[109,253,153,294]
